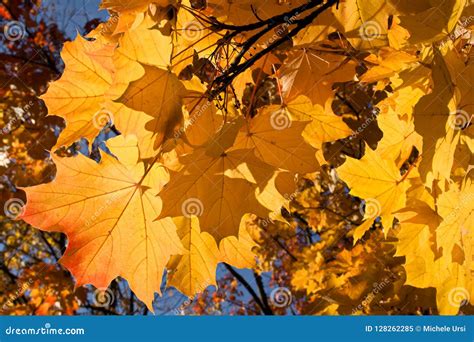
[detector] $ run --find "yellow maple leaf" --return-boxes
[333,0,398,50]
[232,103,319,173]
[436,179,473,262]
[399,0,466,44]
[337,144,409,241]
[278,48,356,106]
[41,33,114,147]
[158,128,272,240]
[117,65,186,149]
[167,216,221,297]
[168,214,257,297]
[360,48,418,83]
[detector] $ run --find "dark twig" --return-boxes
[223,263,273,315]
[210,0,339,95]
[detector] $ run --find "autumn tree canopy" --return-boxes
[1,0,473,316]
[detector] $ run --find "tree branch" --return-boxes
[253,271,273,314]
[210,0,339,95]
[223,263,273,315]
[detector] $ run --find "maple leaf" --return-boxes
[21,135,183,309]
[109,14,173,97]
[168,215,257,296]
[436,179,473,263]
[232,104,319,173]
[399,0,467,44]
[100,0,164,14]
[219,214,258,269]
[333,0,398,50]
[171,1,223,74]
[181,94,224,147]
[278,47,356,106]
[360,48,418,83]
[337,144,410,241]
[167,216,221,296]
[117,65,186,149]
[41,32,114,148]
[413,46,461,187]
[280,95,353,148]
[207,0,307,26]
[158,130,273,240]
[395,198,441,287]
[376,109,422,166]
